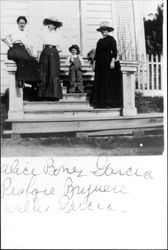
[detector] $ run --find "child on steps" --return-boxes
[65,44,84,93]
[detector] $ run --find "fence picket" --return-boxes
[156,54,159,90]
[146,54,149,90]
[137,54,141,89]
[136,54,162,96]
[160,55,162,90]
[151,54,154,91]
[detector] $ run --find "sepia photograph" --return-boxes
[1,0,167,249]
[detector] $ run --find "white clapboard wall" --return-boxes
[80,0,114,55]
[29,0,81,56]
[80,0,144,57]
[112,0,137,57]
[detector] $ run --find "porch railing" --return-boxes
[136,54,163,96]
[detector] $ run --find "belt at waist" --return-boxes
[45,45,56,48]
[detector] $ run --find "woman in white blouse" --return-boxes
[37,17,63,100]
[2,16,41,88]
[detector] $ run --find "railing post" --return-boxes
[120,61,138,116]
[5,61,24,119]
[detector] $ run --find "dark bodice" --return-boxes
[94,35,117,64]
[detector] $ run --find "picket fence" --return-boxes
[135,54,163,96]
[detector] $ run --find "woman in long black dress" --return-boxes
[2,16,41,88]
[91,22,122,108]
[37,17,63,101]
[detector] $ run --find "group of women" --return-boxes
[2,17,122,108]
[2,16,63,101]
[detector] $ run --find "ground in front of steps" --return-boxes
[1,134,164,156]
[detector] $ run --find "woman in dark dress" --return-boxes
[91,22,122,108]
[2,16,41,88]
[37,17,63,101]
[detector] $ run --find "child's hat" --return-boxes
[69,44,80,54]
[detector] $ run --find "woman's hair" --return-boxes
[46,21,57,30]
[16,16,27,24]
[49,24,57,30]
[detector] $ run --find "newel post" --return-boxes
[120,61,138,116]
[5,61,24,119]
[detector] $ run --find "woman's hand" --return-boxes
[110,61,115,69]
[26,46,34,56]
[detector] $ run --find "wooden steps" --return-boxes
[23,91,121,118]
[23,90,121,119]
[62,93,88,101]
[2,57,164,138]
[60,58,94,82]
[6,113,163,135]
[25,93,88,102]
[24,109,121,119]
[77,123,163,137]
[24,100,91,110]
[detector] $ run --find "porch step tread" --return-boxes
[24,99,91,103]
[61,74,94,82]
[23,111,121,119]
[24,102,90,106]
[5,112,163,134]
[7,113,163,123]
[60,70,93,74]
[77,127,164,137]
[24,108,120,112]
[60,65,93,70]
[62,93,87,100]
[4,121,163,135]
[24,93,88,102]
[63,93,87,96]
[24,112,121,119]
[3,126,163,136]
[24,101,90,107]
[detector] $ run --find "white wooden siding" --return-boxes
[81,0,114,55]
[113,0,137,58]
[133,1,146,56]
[29,0,80,56]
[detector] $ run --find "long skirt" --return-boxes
[38,47,63,99]
[91,61,123,108]
[7,44,41,82]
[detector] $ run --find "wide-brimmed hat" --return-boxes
[96,21,114,32]
[43,17,63,28]
[69,44,80,54]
